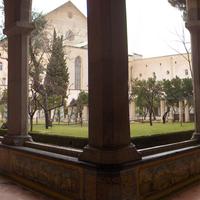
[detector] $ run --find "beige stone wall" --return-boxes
[0,2,193,108]
[45,1,87,46]
[65,46,88,104]
[130,54,192,81]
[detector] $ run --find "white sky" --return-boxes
[32,0,190,58]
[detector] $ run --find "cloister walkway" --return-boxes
[0,174,200,200]
[0,175,52,200]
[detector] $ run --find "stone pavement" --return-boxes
[1,174,200,200]
[165,181,200,200]
[0,175,52,200]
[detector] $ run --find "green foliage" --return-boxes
[76,91,88,115]
[131,76,163,125]
[77,91,88,106]
[44,29,69,97]
[29,12,48,87]
[168,0,187,20]
[0,88,7,105]
[0,88,7,122]
[168,0,186,11]
[162,76,193,107]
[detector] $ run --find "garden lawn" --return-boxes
[31,122,194,138]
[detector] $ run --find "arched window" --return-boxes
[75,56,81,90]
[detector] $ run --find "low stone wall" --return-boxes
[133,130,193,149]
[32,130,193,149]
[0,142,200,200]
[0,129,194,149]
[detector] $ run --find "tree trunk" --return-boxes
[162,107,170,124]
[149,110,153,126]
[80,112,83,127]
[153,110,156,120]
[44,110,49,129]
[58,111,61,124]
[30,115,33,132]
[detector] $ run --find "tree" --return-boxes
[168,0,187,20]
[76,91,88,126]
[168,0,186,11]
[131,76,162,126]
[162,77,193,124]
[28,12,49,129]
[36,29,69,129]
[0,88,7,122]
[28,89,39,132]
[162,77,182,123]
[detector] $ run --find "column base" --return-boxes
[2,134,33,146]
[191,132,200,140]
[79,143,141,164]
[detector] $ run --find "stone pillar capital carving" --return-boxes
[3,21,34,36]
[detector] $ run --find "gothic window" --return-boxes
[75,56,81,90]
[166,70,170,75]
[185,69,189,76]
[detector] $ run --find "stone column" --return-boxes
[186,0,200,139]
[82,105,88,122]
[184,99,190,122]
[2,0,33,145]
[160,100,165,121]
[179,100,184,123]
[79,0,141,164]
[129,101,136,121]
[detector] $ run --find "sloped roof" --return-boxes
[46,1,86,20]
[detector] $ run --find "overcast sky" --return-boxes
[32,0,190,58]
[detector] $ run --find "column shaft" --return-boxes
[79,0,141,164]
[2,0,33,145]
[186,0,200,139]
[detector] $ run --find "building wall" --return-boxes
[45,1,87,47]
[0,2,192,105]
[130,54,192,81]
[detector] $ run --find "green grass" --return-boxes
[31,122,194,138]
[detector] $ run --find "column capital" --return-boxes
[3,21,34,36]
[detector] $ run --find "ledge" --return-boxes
[139,139,198,157]
[25,141,82,158]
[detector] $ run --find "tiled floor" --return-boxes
[165,182,200,200]
[0,175,52,200]
[1,174,200,200]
